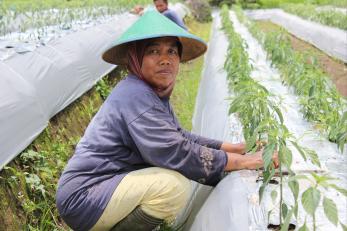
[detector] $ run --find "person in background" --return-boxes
[130,5,144,16]
[154,0,188,30]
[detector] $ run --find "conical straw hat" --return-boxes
[102,10,207,65]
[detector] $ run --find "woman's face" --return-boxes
[141,37,180,91]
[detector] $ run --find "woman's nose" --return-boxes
[159,54,171,65]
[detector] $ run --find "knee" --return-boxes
[141,168,191,220]
[167,170,191,210]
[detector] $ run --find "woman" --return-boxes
[56,10,278,231]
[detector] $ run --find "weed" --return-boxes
[96,77,112,100]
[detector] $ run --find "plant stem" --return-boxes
[279,163,283,225]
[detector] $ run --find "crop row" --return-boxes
[221,5,347,230]
[0,0,155,37]
[1,0,153,13]
[257,0,347,8]
[222,4,299,228]
[281,3,347,30]
[234,5,347,152]
[0,7,118,36]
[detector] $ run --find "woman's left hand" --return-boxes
[221,142,246,155]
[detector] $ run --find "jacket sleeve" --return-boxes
[168,102,223,150]
[178,127,223,150]
[163,10,188,30]
[127,104,227,186]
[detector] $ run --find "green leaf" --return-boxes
[280,209,293,231]
[263,143,276,170]
[281,203,288,220]
[259,185,266,203]
[246,132,257,152]
[273,105,284,124]
[271,189,278,202]
[288,179,299,201]
[311,173,336,186]
[228,98,241,114]
[298,222,309,231]
[280,145,293,169]
[293,204,299,219]
[308,85,315,97]
[342,111,347,122]
[305,148,321,167]
[290,141,307,161]
[290,174,310,182]
[263,167,276,185]
[259,169,275,202]
[323,197,338,226]
[301,187,321,216]
[341,222,347,231]
[329,184,347,197]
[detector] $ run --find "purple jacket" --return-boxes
[56,74,227,230]
[163,8,188,30]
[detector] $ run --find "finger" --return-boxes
[254,150,263,158]
[272,151,279,168]
[273,161,279,169]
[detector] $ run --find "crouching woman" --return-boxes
[56,10,278,231]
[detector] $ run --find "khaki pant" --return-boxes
[91,167,191,231]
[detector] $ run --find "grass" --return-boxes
[170,16,212,131]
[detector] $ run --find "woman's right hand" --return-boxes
[224,149,278,171]
[243,150,264,170]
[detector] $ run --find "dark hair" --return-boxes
[153,0,168,4]
[176,40,183,59]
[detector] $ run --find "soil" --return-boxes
[255,21,347,98]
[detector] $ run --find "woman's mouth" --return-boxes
[157,69,172,75]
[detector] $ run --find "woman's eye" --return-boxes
[149,49,159,54]
[169,49,178,55]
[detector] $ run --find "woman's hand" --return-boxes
[224,149,279,171]
[221,142,246,155]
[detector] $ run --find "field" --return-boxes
[0,0,346,230]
